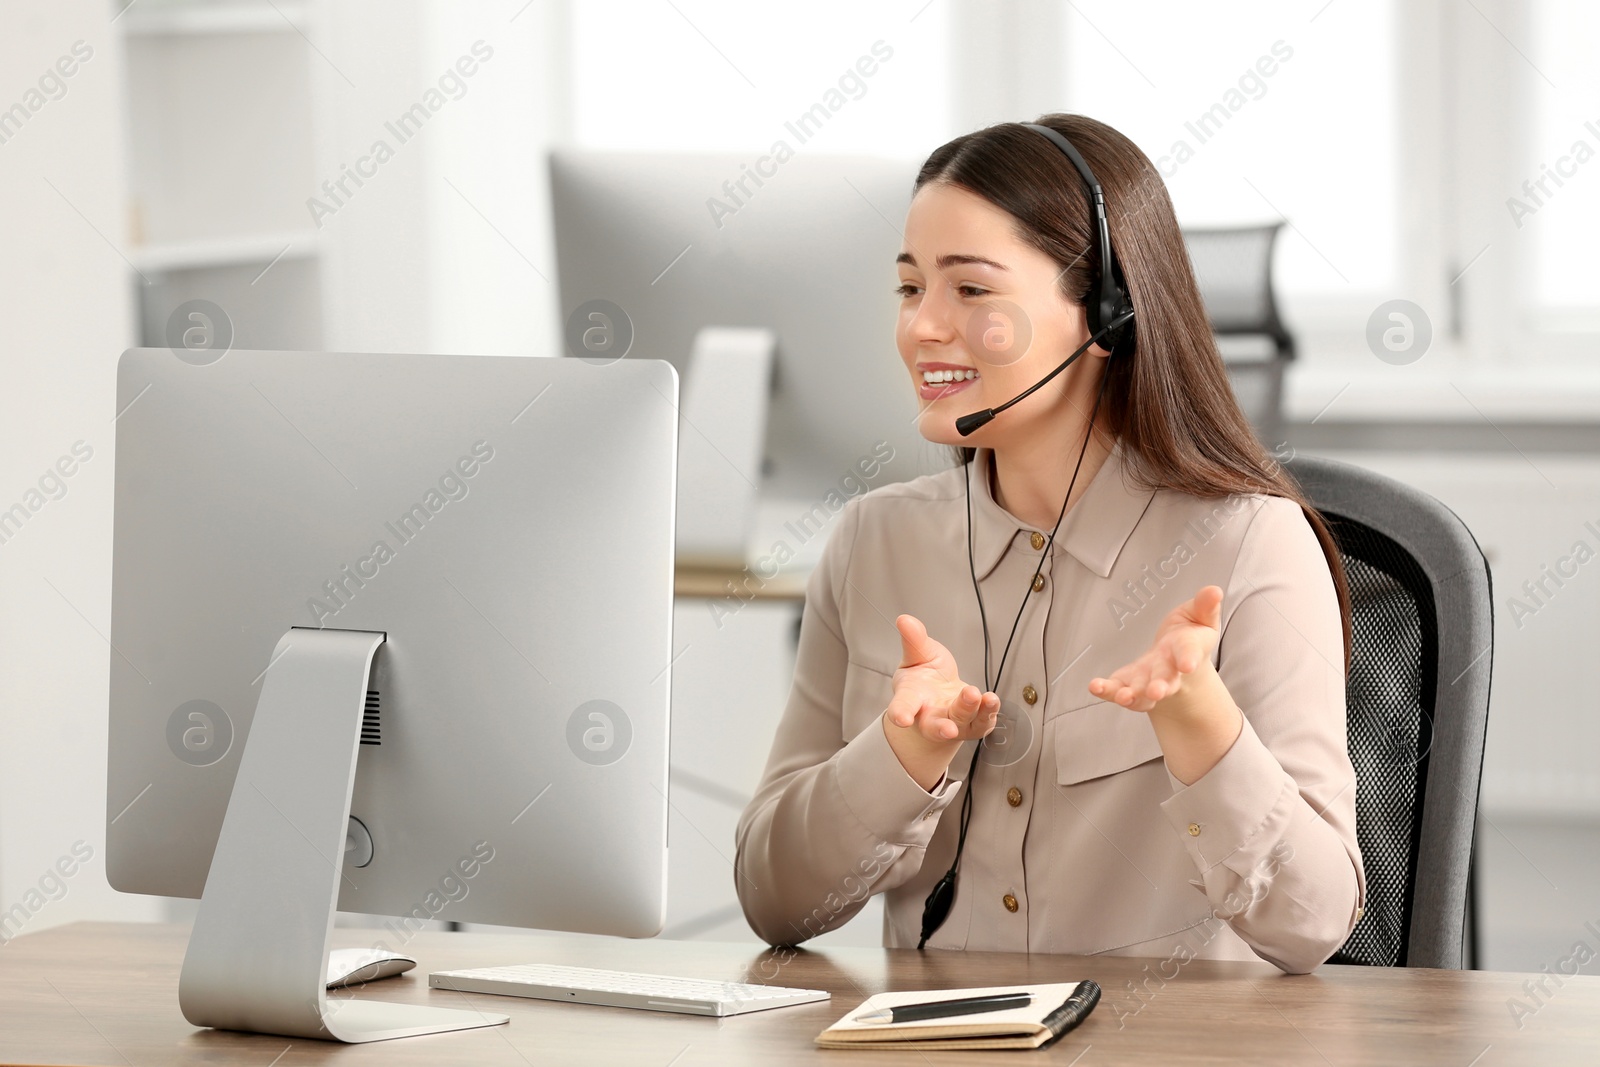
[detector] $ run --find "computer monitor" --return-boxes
[548,151,948,545]
[105,348,678,1042]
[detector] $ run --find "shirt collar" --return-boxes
[964,436,1156,582]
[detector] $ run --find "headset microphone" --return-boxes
[954,306,1135,437]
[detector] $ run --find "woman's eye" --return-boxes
[957,285,988,298]
[894,283,921,297]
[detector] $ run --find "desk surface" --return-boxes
[1,922,1593,1065]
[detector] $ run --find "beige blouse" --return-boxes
[734,438,1366,974]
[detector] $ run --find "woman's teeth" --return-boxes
[922,369,978,383]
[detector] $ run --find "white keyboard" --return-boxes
[429,962,830,1017]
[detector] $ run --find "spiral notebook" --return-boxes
[815,981,1100,1051]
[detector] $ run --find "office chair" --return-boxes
[1283,453,1494,969]
[1184,222,1294,446]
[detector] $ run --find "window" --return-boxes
[1062,0,1400,307]
[1523,0,1600,333]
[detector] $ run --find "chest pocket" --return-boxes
[1053,697,1166,785]
[841,659,896,744]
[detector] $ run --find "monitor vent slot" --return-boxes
[361,690,381,746]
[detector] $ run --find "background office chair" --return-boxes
[1284,453,1494,969]
[1184,222,1294,447]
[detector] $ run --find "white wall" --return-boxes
[313,0,432,352]
[0,2,163,935]
[419,0,564,358]
[313,0,565,359]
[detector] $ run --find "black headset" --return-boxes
[919,120,1136,949]
[953,122,1136,437]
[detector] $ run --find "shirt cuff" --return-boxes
[833,718,963,846]
[1158,714,1294,874]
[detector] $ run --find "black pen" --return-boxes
[853,991,1032,1024]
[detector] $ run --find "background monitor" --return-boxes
[106,348,677,940]
[548,151,950,519]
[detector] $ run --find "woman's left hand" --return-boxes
[1088,585,1224,713]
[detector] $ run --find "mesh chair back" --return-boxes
[1284,454,1493,969]
[1327,520,1435,965]
[1184,223,1292,337]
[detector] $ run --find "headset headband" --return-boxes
[1021,122,1134,354]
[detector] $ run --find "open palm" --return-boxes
[887,614,999,743]
[1089,585,1224,712]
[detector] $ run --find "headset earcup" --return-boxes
[1097,287,1132,354]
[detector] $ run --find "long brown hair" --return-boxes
[915,113,1352,669]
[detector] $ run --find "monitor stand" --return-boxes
[177,627,510,1042]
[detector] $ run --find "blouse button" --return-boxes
[1187,822,1202,837]
[1006,786,1023,807]
[1002,893,1019,913]
[1032,573,1045,592]
[1029,531,1045,551]
[1022,685,1038,705]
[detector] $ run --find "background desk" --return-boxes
[2,922,1594,1065]
[675,562,807,602]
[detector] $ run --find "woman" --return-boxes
[733,114,1365,975]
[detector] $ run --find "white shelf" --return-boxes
[130,230,320,273]
[117,2,308,37]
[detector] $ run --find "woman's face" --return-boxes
[895,180,1109,448]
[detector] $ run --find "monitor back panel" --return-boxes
[107,348,676,937]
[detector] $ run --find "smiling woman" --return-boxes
[735,113,1367,975]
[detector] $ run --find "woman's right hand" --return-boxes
[882,614,1000,791]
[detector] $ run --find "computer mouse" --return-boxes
[325,946,418,989]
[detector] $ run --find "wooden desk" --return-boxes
[1,922,1594,1064]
